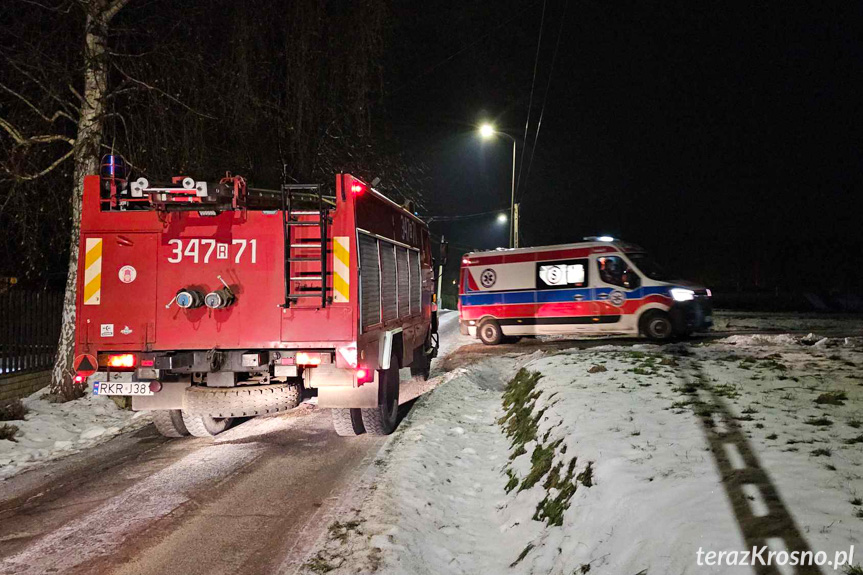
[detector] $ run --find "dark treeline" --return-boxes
[0,0,429,284]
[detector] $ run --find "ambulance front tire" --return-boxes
[640,310,673,341]
[478,319,503,345]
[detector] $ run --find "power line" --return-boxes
[514,0,548,200]
[422,207,509,222]
[519,0,569,203]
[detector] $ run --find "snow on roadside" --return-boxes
[300,359,533,575]
[303,333,863,574]
[0,386,151,480]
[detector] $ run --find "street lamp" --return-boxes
[496,212,508,224]
[478,123,517,248]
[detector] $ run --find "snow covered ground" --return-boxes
[0,385,151,480]
[301,332,863,574]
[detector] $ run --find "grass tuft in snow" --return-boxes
[0,399,28,421]
[499,369,543,449]
[814,391,848,405]
[848,418,863,429]
[0,423,19,441]
[844,434,863,445]
[509,544,535,567]
[521,439,563,492]
[804,416,833,427]
[843,565,863,575]
[811,448,832,457]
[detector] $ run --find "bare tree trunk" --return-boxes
[51,4,122,399]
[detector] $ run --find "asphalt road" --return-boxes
[0,312,464,575]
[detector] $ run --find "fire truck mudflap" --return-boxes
[74,165,437,438]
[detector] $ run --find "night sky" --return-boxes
[382,1,862,296]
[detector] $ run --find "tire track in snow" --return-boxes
[0,443,264,575]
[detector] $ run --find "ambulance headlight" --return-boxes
[670,288,695,302]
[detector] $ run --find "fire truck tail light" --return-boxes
[74,374,85,383]
[107,354,136,368]
[149,381,162,393]
[356,367,373,385]
[296,352,322,367]
[350,183,364,195]
[141,359,155,367]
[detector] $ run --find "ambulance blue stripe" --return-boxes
[460,286,671,306]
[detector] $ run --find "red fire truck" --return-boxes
[73,159,440,437]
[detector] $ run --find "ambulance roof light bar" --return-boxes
[584,235,616,242]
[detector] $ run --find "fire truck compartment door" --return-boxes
[78,233,158,346]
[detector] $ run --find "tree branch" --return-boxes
[7,146,74,181]
[0,82,76,124]
[0,117,74,146]
[102,0,131,23]
[112,65,217,120]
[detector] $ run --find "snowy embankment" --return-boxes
[303,333,863,574]
[0,386,150,480]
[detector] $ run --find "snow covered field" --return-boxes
[0,386,151,480]
[301,332,863,574]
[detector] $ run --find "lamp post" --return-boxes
[479,123,517,248]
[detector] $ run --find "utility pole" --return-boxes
[513,203,520,248]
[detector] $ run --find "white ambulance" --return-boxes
[458,237,712,344]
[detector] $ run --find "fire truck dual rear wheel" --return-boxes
[182,412,233,438]
[152,409,189,437]
[184,382,303,418]
[332,408,365,436]
[361,353,400,435]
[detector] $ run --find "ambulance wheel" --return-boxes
[332,408,365,436]
[152,409,189,438]
[478,319,503,345]
[181,412,233,437]
[361,353,400,435]
[640,310,673,341]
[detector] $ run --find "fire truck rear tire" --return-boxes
[181,412,233,437]
[332,408,365,436]
[361,354,400,435]
[478,319,503,345]
[410,344,431,380]
[184,383,302,418]
[152,409,189,437]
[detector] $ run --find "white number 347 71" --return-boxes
[167,239,257,264]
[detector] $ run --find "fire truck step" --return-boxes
[290,243,323,248]
[290,275,330,281]
[287,257,323,262]
[285,222,321,227]
[288,292,330,298]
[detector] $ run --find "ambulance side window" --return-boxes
[597,256,641,290]
[536,259,589,290]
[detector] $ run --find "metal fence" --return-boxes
[0,289,64,376]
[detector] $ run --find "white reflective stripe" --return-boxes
[379,328,404,369]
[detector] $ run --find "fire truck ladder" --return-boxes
[281,184,332,308]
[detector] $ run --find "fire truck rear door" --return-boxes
[78,233,158,347]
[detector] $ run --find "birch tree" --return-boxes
[0,0,130,399]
